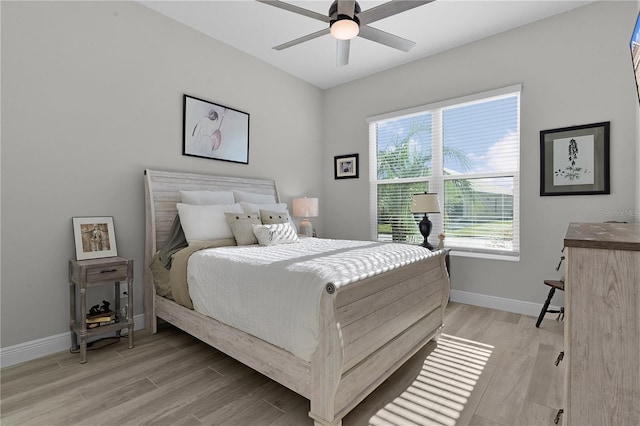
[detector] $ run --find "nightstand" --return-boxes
[68,257,134,363]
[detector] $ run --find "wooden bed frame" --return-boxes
[143,169,450,426]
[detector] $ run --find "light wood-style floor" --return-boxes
[1,302,564,426]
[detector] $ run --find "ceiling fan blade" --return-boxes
[337,0,356,18]
[358,25,415,52]
[358,0,434,25]
[336,39,350,66]
[273,28,330,50]
[256,0,330,23]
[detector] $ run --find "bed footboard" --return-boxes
[310,251,449,426]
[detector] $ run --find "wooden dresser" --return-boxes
[563,222,640,425]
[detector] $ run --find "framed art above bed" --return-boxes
[182,94,250,164]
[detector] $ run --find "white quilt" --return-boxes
[187,238,436,361]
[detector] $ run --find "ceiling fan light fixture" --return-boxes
[330,15,359,40]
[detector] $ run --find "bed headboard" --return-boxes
[144,169,280,252]
[143,168,280,330]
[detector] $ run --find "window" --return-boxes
[368,85,520,257]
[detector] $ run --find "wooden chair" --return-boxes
[535,279,565,328]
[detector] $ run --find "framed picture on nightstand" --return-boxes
[72,216,118,260]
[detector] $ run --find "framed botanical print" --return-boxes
[540,122,610,196]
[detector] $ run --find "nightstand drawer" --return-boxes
[85,264,128,282]
[69,257,131,285]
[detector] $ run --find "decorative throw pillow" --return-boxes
[241,201,294,225]
[176,203,242,244]
[260,209,291,225]
[252,223,300,246]
[224,212,261,245]
[180,190,235,205]
[233,190,277,204]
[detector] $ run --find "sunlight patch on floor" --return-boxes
[368,334,493,426]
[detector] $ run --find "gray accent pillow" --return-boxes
[157,214,188,269]
[225,212,261,245]
[260,209,291,225]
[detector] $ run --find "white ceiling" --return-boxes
[139,0,595,89]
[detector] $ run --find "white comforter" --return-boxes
[187,238,436,361]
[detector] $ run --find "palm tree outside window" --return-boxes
[368,85,521,257]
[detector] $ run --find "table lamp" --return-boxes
[293,197,318,237]
[411,192,440,250]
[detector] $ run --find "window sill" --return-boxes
[449,249,520,262]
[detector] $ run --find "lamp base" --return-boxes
[421,240,435,250]
[418,214,434,251]
[299,219,313,237]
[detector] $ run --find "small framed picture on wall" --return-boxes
[334,154,359,180]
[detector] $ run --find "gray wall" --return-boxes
[1,1,323,348]
[322,1,639,306]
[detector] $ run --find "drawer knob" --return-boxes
[100,269,117,273]
[555,351,564,366]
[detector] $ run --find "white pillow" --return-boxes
[252,223,300,246]
[176,203,242,244]
[240,201,288,214]
[233,190,277,204]
[180,190,235,205]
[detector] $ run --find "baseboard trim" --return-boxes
[2,292,559,369]
[450,289,562,317]
[0,314,145,368]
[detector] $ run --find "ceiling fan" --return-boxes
[257,0,434,66]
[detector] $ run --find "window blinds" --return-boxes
[369,85,521,256]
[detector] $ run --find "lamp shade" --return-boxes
[411,193,440,214]
[293,197,319,218]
